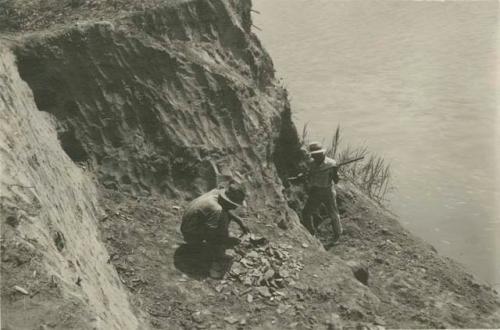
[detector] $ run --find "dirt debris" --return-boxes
[96,190,390,329]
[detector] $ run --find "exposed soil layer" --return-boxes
[1,47,140,330]
[1,1,499,329]
[12,0,280,201]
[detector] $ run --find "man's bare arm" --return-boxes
[228,210,249,234]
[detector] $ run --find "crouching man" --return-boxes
[180,181,249,279]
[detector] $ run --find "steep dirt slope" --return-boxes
[329,184,500,329]
[0,47,141,329]
[94,188,384,329]
[1,0,500,329]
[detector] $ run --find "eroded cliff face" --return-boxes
[2,1,500,329]
[0,47,140,329]
[13,0,282,201]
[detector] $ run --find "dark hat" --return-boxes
[308,141,326,155]
[220,181,246,207]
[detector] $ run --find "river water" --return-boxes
[253,0,500,290]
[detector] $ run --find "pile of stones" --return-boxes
[224,235,304,300]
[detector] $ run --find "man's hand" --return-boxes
[228,210,250,235]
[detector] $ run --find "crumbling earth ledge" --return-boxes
[1,0,500,329]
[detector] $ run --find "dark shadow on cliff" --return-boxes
[273,99,306,184]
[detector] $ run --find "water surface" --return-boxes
[254,0,500,290]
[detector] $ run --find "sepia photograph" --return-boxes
[1,0,499,329]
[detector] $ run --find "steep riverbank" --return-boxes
[1,1,499,329]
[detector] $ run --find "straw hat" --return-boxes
[308,141,326,155]
[220,181,246,208]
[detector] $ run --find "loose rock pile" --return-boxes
[222,235,305,302]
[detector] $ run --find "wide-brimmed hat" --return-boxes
[220,181,246,208]
[308,141,326,155]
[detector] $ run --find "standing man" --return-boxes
[180,181,249,279]
[291,142,343,240]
